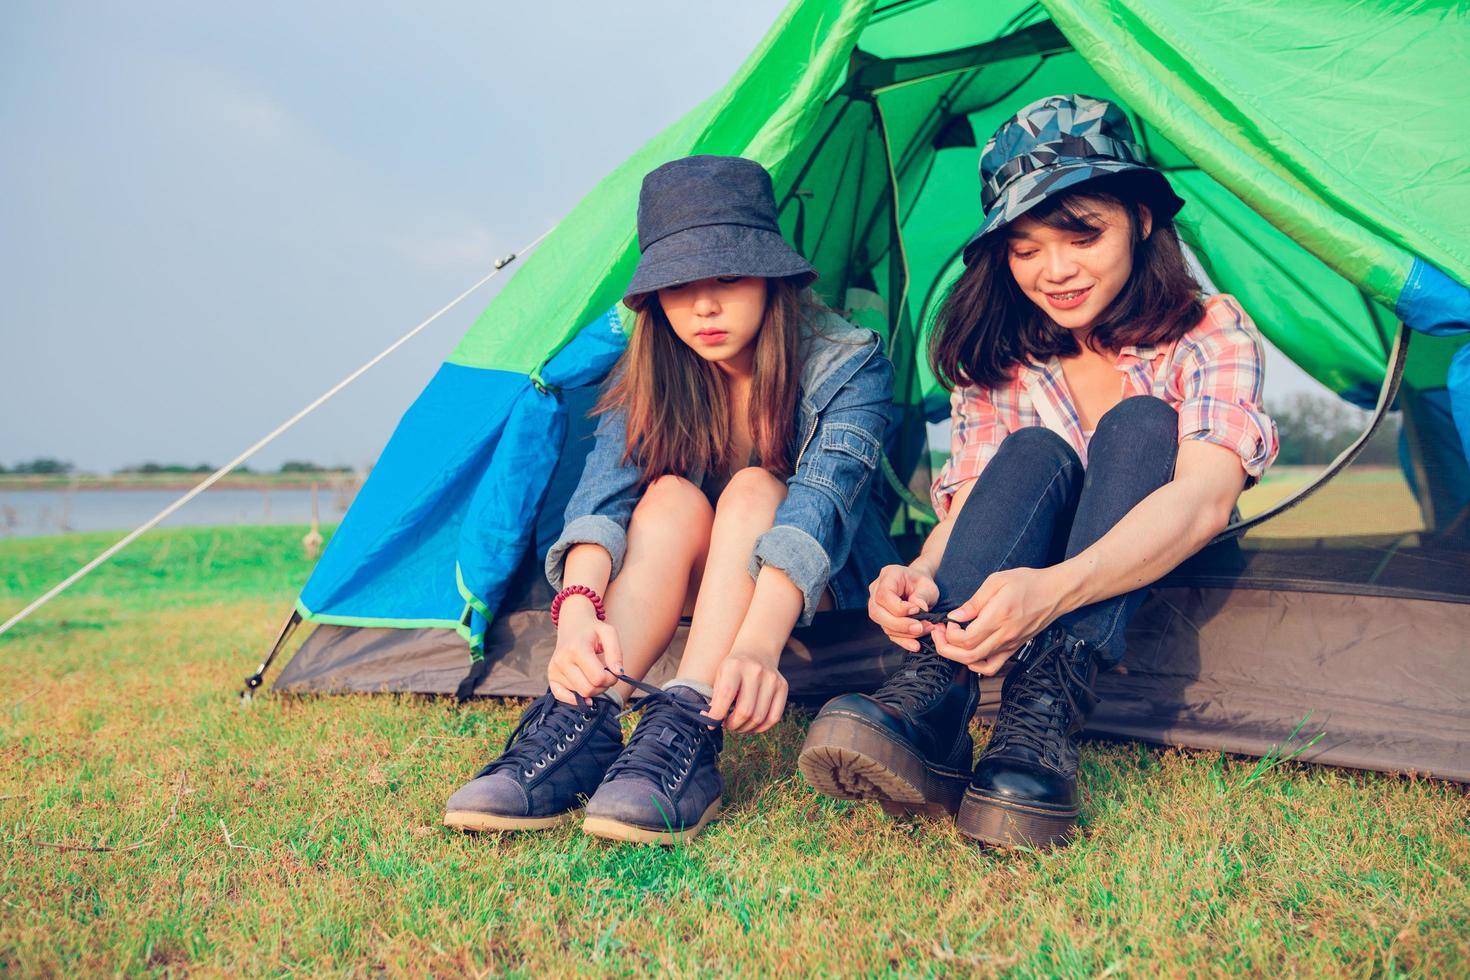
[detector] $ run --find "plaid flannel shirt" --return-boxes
[932,294,1279,520]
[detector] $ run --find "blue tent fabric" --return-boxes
[299,308,627,646]
[1450,345,1470,468]
[1397,258,1470,338]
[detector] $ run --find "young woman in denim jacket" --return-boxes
[445,155,898,844]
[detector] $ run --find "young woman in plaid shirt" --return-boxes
[800,95,1278,850]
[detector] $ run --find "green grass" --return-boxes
[3,527,1468,975]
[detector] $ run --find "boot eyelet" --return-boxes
[523,769,534,778]
[574,723,585,732]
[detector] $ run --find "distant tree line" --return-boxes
[0,458,74,474]
[0,459,353,475]
[112,460,351,474]
[117,463,221,474]
[1273,391,1399,466]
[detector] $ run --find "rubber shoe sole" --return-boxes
[955,788,1078,849]
[443,807,584,833]
[797,710,968,819]
[581,797,721,846]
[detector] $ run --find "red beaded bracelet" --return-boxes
[550,585,606,628]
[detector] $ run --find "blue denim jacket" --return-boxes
[545,312,899,624]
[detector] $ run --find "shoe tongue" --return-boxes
[664,684,712,709]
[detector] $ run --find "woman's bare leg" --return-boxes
[601,475,713,701]
[673,467,787,685]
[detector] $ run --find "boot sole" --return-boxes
[444,808,581,833]
[581,797,721,846]
[956,789,1078,849]
[798,711,968,819]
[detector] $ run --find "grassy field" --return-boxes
[2,527,1467,976]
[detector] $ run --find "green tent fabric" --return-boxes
[449,0,1468,408]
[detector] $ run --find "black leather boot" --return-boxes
[956,627,1099,848]
[799,636,978,817]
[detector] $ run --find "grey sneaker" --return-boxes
[444,691,623,832]
[582,683,723,845]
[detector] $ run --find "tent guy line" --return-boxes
[0,226,555,643]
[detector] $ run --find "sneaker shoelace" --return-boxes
[987,633,1097,760]
[603,674,721,793]
[481,691,599,780]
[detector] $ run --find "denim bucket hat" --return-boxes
[962,94,1185,264]
[623,155,817,310]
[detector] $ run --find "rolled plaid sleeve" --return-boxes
[1176,296,1279,485]
[931,384,1010,520]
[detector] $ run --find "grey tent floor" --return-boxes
[276,585,1470,783]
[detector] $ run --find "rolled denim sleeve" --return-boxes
[750,344,895,624]
[544,405,644,590]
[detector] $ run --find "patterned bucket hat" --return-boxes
[623,155,816,310]
[962,94,1185,264]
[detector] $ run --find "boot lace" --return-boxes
[603,675,721,794]
[873,634,955,714]
[481,691,599,780]
[986,632,1097,762]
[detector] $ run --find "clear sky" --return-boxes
[2,2,1321,473]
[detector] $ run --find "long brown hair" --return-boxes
[598,277,816,483]
[930,175,1205,390]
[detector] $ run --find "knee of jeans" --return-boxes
[1095,395,1177,449]
[995,425,1081,474]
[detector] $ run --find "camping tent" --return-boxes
[258,0,1470,781]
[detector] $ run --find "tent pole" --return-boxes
[0,227,553,644]
[1213,323,1410,542]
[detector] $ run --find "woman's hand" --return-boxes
[929,566,1067,675]
[867,563,941,652]
[546,597,624,704]
[707,650,788,734]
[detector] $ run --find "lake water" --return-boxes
[0,487,358,539]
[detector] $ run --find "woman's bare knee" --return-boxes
[633,475,714,535]
[714,466,786,522]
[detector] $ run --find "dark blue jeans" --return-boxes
[933,396,1179,668]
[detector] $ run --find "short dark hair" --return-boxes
[929,175,1205,391]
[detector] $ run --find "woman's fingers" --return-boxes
[738,672,777,734]
[548,678,579,705]
[556,655,600,699]
[930,630,978,664]
[968,630,1026,675]
[726,664,762,731]
[709,659,788,733]
[594,623,624,677]
[869,591,926,639]
[568,638,613,694]
[707,667,739,723]
[755,678,787,733]
[911,575,941,609]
